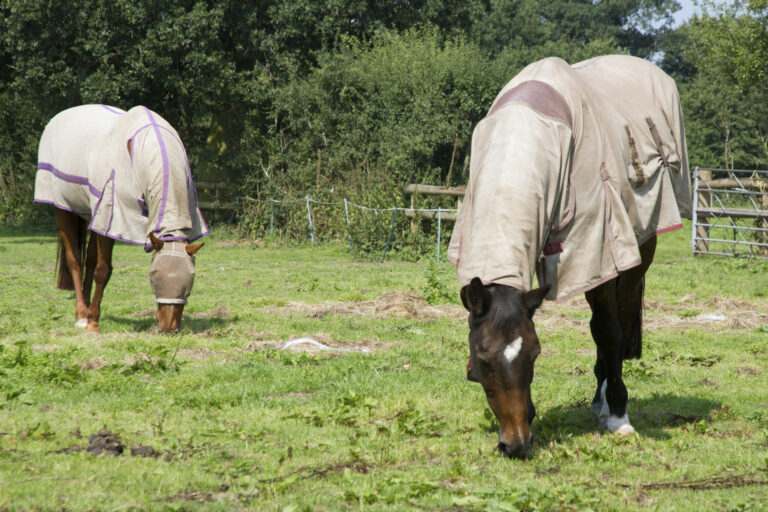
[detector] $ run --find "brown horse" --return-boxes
[35,105,208,333]
[448,56,691,458]
[53,212,203,332]
[461,237,656,458]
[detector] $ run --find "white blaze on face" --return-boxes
[503,336,523,363]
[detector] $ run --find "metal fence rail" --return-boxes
[691,167,768,258]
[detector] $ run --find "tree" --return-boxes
[684,0,768,165]
[472,0,680,58]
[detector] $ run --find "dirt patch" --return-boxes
[131,444,160,458]
[175,348,226,360]
[271,290,465,320]
[87,430,124,456]
[240,332,391,355]
[77,357,108,370]
[534,294,768,332]
[125,353,163,366]
[626,471,768,491]
[735,366,761,376]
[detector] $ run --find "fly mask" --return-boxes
[149,241,196,304]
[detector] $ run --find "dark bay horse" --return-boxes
[35,105,208,333]
[448,56,691,458]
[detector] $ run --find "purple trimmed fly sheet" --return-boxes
[34,104,209,246]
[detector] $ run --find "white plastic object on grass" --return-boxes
[281,337,369,353]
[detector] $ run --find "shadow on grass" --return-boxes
[534,393,722,443]
[104,315,234,333]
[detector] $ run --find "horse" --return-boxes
[447,55,692,458]
[34,105,208,333]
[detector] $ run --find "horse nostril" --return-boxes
[498,441,530,459]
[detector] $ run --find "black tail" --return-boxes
[55,217,88,290]
[623,276,644,360]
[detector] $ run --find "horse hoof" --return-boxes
[606,414,635,435]
[75,318,88,328]
[85,324,100,333]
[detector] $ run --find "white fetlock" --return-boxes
[75,318,88,328]
[597,381,609,428]
[606,414,635,436]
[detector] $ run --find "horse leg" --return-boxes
[616,236,657,359]
[55,209,89,327]
[82,233,99,307]
[85,234,115,333]
[585,280,634,434]
[591,352,606,412]
[586,236,658,433]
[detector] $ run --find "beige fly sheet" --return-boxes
[35,104,208,248]
[448,55,691,300]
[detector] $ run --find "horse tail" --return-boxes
[623,275,644,360]
[55,216,88,290]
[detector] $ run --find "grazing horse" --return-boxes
[448,55,691,458]
[34,105,208,333]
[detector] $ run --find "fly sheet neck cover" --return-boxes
[448,55,691,301]
[34,104,208,247]
[150,242,196,304]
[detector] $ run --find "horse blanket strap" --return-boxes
[34,104,209,247]
[150,242,195,305]
[448,55,691,301]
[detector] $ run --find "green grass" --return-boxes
[1,222,767,511]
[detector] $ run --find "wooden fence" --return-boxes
[402,184,465,227]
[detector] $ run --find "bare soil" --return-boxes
[536,294,768,331]
[270,290,466,320]
[270,289,766,332]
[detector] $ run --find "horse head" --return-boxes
[461,277,550,458]
[148,232,204,333]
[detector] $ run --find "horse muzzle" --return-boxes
[497,436,533,459]
[156,303,184,333]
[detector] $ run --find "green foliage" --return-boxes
[3,0,768,263]
[0,342,84,387]
[421,259,455,304]
[678,1,768,168]
[474,0,679,58]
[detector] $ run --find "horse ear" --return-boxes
[148,232,164,252]
[522,284,551,318]
[186,242,204,256]
[461,277,491,317]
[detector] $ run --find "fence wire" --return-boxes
[232,195,458,262]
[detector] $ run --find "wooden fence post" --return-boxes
[696,168,712,252]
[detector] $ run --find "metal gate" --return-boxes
[691,167,768,258]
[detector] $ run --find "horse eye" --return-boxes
[484,388,495,399]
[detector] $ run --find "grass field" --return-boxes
[1,222,767,511]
